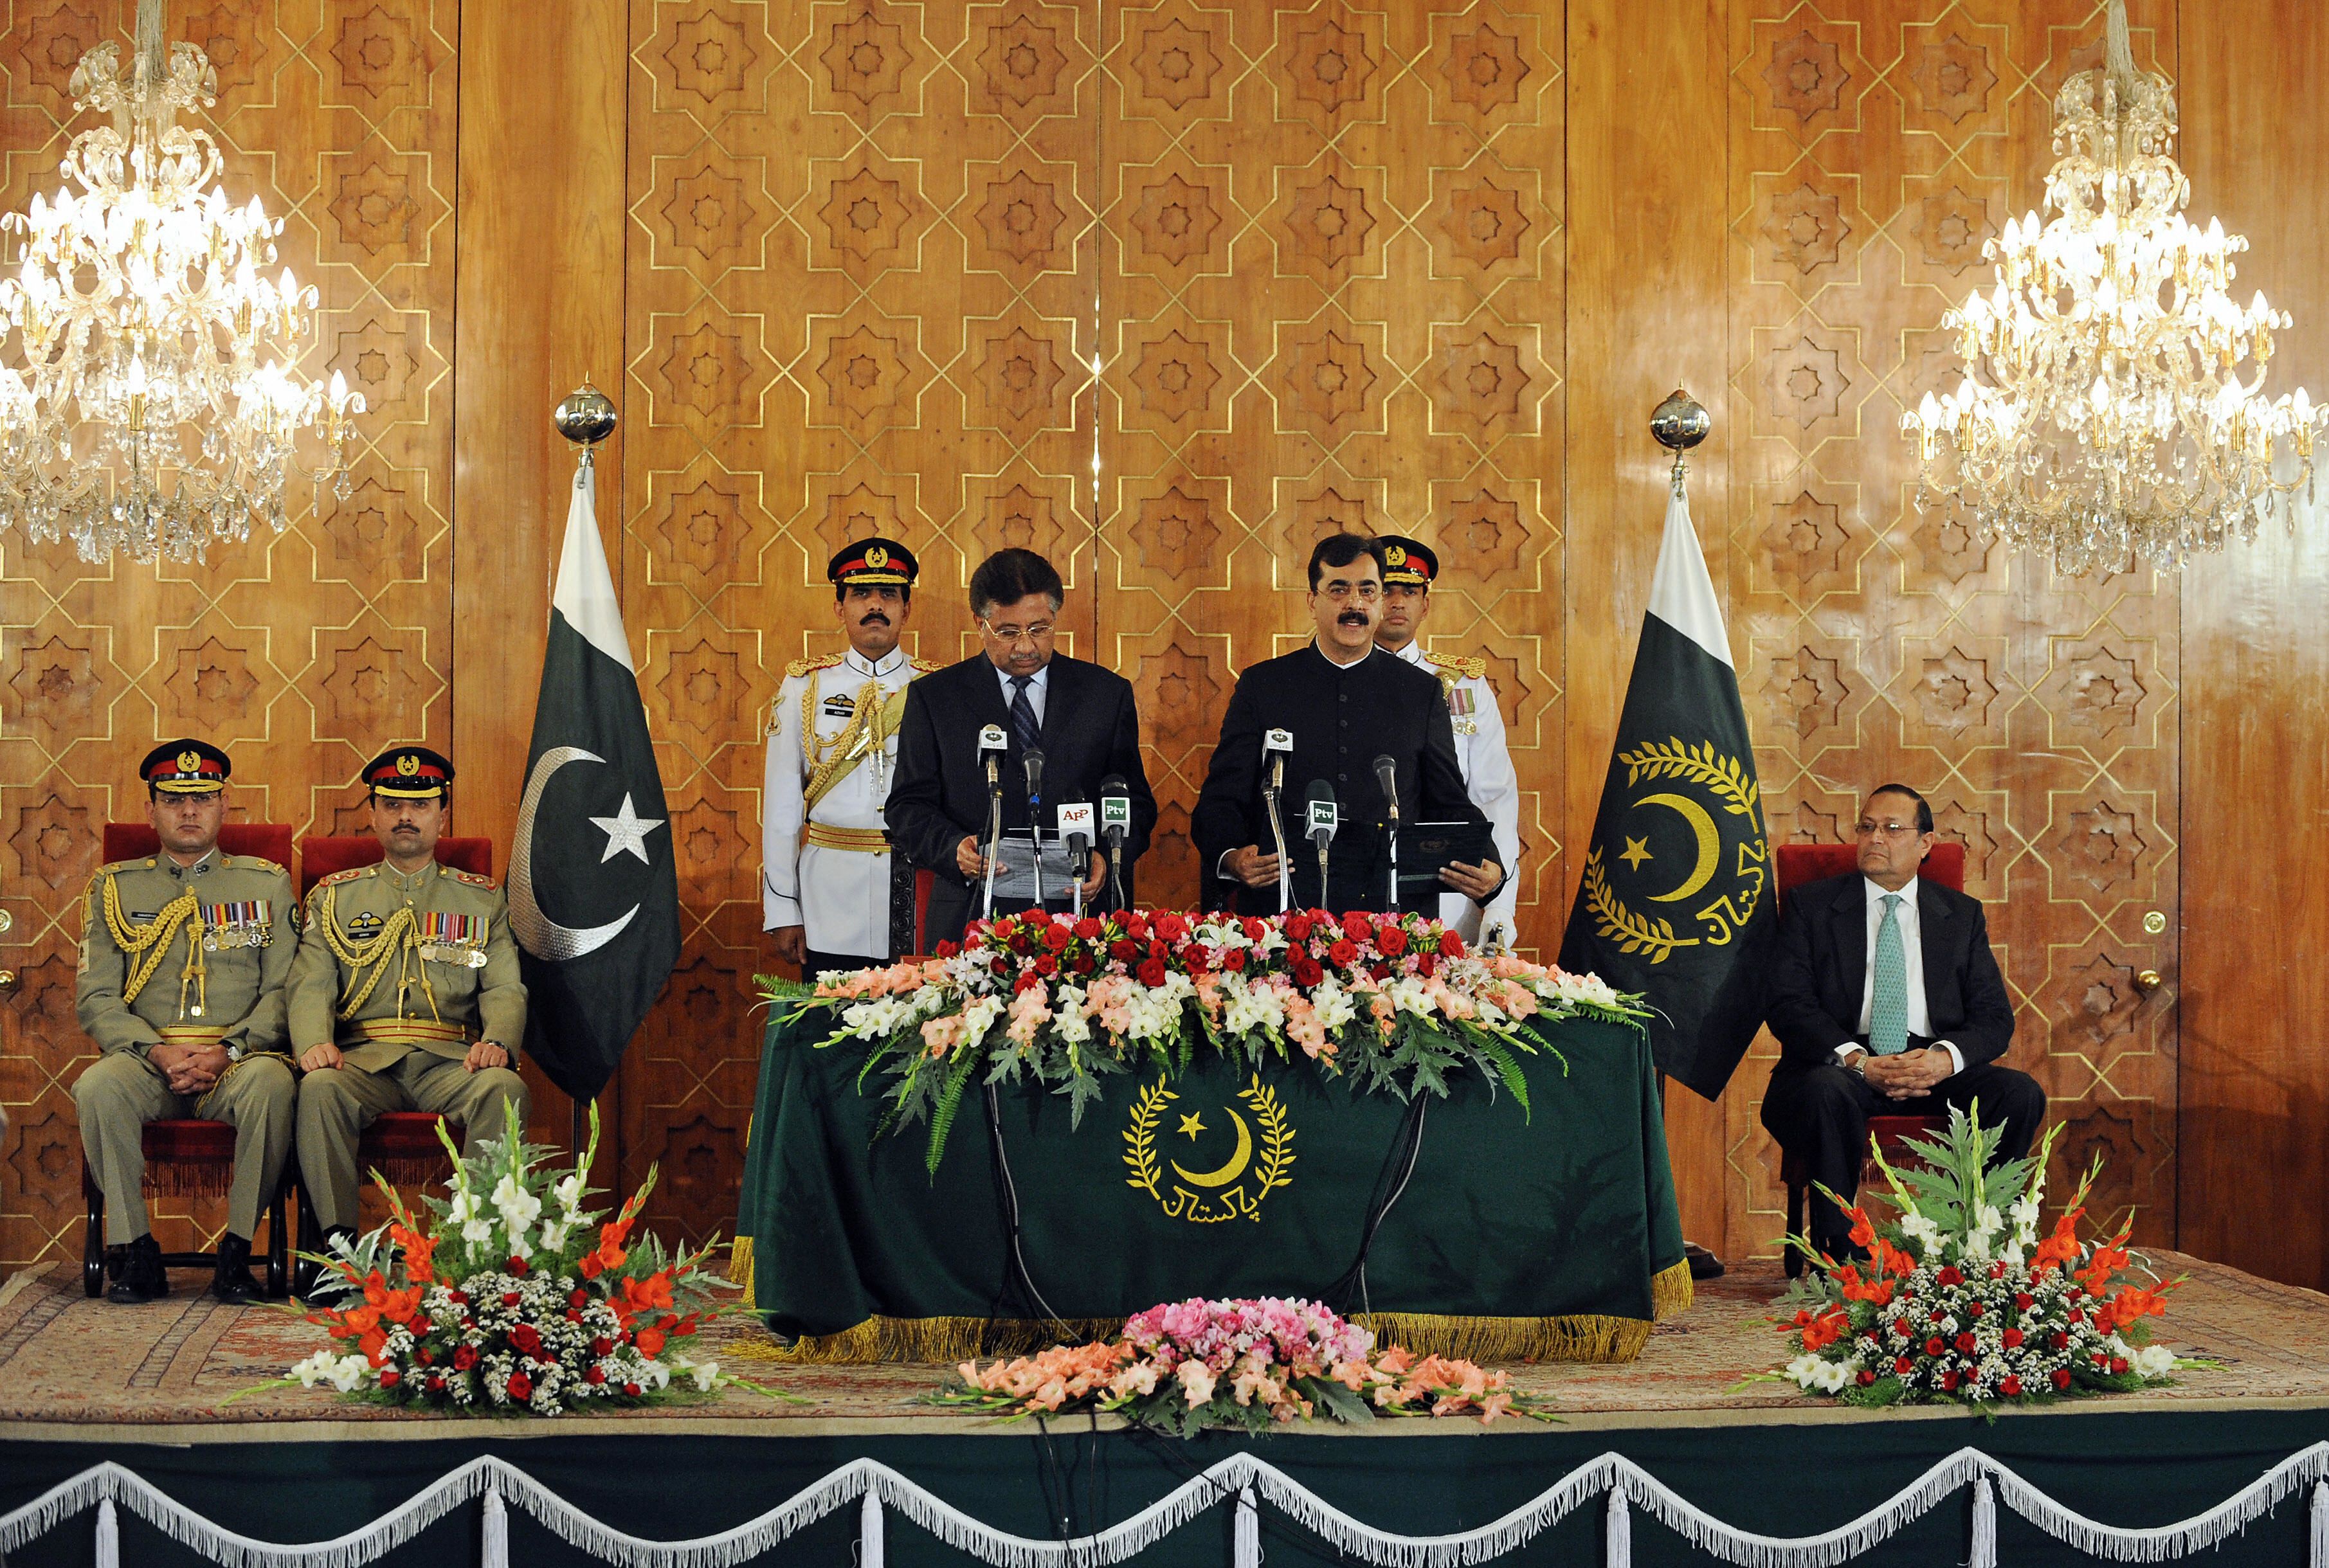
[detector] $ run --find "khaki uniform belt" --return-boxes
[804,822,891,854]
[350,1019,474,1047]
[158,1025,224,1048]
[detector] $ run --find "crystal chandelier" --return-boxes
[0,0,363,564]
[1902,0,2324,575]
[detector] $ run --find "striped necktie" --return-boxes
[1869,892,1909,1056]
[1008,674,1040,753]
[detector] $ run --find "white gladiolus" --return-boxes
[1051,986,1092,1044]
[1898,1211,1945,1253]
[2134,1343,2176,1378]
[1309,979,1356,1032]
[491,1173,543,1234]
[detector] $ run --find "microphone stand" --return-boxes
[1316,836,1331,911]
[1068,837,1088,920]
[1263,759,1292,915]
[1105,831,1126,912]
[1384,820,1399,915]
[1028,813,1046,914]
[981,764,1004,922]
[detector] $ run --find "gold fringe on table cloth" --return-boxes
[721,1257,1696,1367]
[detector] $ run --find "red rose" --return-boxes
[1990,1261,2007,1279]
[450,1290,469,1305]
[2052,1368,2073,1391]
[592,1336,613,1356]
[1014,969,1043,993]
[1287,914,1313,942]
[1074,917,1103,940]
[1955,1332,1976,1354]
[585,1365,606,1385]
[502,1291,522,1308]
[935,941,959,959]
[2015,1292,2034,1310]
[1155,913,1190,942]
[379,1369,402,1389]
[507,1371,534,1402]
[2003,1329,2024,1349]
[1073,953,1096,975]
[1940,1370,1959,1391]
[1328,939,1357,966]
[454,1344,480,1371]
[427,1374,446,1394]
[1220,948,1246,972]
[1377,926,1409,957]
[1895,1356,1913,1374]
[1967,1302,1984,1319]
[1925,1337,1946,1356]
[1125,914,1150,941]
[992,958,1011,977]
[1148,941,1168,961]
[1415,953,1436,978]
[1937,1266,1963,1287]
[2065,1284,2083,1301]
[1293,959,1324,987]
[624,1382,642,1398]
[2067,1308,2083,1325]
[2051,1331,2070,1350]
[1186,945,1213,971]
[2000,1374,2024,1396]
[1240,917,1266,942]
[1110,940,1137,963]
[1343,912,1372,941]
[2109,1356,2128,1375]
[417,1347,435,1365]
[511,1324,544,1358]
[568,1288,588,1309]
[1438,930,1464,957]
[1369,964,1390,981]
[1137,959,1167,987]
[1034,953,1058,977]
[1045,923,1072,951]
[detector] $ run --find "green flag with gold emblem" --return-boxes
[1560,478,1774,1099]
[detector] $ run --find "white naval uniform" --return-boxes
[1395,640,1521,946]
[761,646,926,960]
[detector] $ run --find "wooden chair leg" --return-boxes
[81,1159,105,1299]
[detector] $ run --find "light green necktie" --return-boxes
[1869,892,1909,1056]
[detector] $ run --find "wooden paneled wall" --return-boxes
[1,0,2323,1287]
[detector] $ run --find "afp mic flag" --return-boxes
[510,462,681,1101]
[1559,474,1774,1100]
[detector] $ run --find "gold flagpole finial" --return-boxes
[1651,388,1710,498]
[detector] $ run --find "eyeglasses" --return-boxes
[1317,581,1380,603]
[1854,821,1922,838]
[981,620,1055,647]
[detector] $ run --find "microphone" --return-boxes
[1057,802,1094,919]
[1098,774,1132,910]
[979,724,1008,791]
[1262,726,1293,795]
[1372,755,1400,825]
[1022,747,1046,810]
[1305,779,1337,910]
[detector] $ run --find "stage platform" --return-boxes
[0,1253,2322,1565]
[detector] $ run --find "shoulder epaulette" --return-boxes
[786,653,845,680]
[1426,650,1488,681]
[909,656,941,673]
[317,865,374,889]
[222,854,291,879]
[446,867,498,890]
[96,858,147,877]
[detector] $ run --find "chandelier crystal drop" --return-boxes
[1902,1,2324,575]
[0,0,363,564]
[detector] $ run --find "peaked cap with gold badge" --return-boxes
[1377,536,1438,588]
[363,744,455,800]
[828,536,919,590]
[140,738,231,796]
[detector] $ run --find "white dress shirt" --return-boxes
[995,662,1049,728]
[1839,874,1963,1075]
[1392,641,1521,944]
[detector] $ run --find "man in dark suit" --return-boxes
[1192,534,1503,914]
[886,548,1157,945]
[1761,783,2045,1259]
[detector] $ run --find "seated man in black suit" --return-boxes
[886,548,1157,946]
[1761,782,2045,1261]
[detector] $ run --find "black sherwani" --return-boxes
[1191,644,1496,913]
[1759,871,2044,1256]
[885,653,1157,944]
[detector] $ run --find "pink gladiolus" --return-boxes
[1177,1360,1217,1406]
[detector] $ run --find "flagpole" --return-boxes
[554,380,619,1158]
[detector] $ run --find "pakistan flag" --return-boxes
[1560,479,1773,1100]
[510,462,682,1103]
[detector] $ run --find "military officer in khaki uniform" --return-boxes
[763,537,936,975]
[290,746,529,1242]
[74,741,298,1304]
[1373,537,1523,947]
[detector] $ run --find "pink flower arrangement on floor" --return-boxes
[927,1296,1555,1436]
[766,908,1644,1171]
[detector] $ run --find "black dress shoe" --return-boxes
[1685,1241,1726,1281]
[210,1231,262,1304]
[107,1234,168,1303]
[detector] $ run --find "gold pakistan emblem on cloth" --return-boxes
[1123,1074,1295,1223]
[1581,737,1769,964]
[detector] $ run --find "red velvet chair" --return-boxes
[81,823,301,1299]
[1773,841,1964,1278]
[291,836,494,1295]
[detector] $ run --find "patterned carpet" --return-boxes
[0,1250,2319,1434]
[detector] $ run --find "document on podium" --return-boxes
[987,828,1080,906]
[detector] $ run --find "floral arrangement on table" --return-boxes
[257,1104,789,1416]
[927,1296,1555,1435]
[765,906,1645,1170]
[1770,1105,2204,1408]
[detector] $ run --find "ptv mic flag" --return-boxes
[510,463,681,1102]
[1559,477,1775,1100]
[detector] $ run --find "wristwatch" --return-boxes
[224,1044,244,1063]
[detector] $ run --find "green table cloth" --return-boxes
[736,1009,1690,1363]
